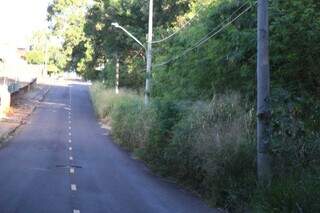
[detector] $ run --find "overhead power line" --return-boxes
[152,5,205,44]
[152,1,251,44]
[153,2,256,68]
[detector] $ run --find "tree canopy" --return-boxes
[47,0,319,99]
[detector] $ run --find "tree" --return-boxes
[24,30,66,74]
[25,30,48,65]
[25,50,45,65]
[47,0,89,72]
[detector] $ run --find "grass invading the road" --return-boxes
[90,82,320,212]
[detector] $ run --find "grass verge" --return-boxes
[90,82,320,212]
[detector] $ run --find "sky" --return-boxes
[0,0,51,47]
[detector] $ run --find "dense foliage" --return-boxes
[52,0,320,211]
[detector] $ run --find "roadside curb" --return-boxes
[0,124,21,149]
[0,86,51,148]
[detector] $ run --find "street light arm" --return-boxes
[112,23,146,50]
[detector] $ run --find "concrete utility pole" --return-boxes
[145,0,154,105]
[115,55,120,94]
[257,0,271,185]
[44,38,49,76]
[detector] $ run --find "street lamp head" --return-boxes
[110,22,146,50]
[111,22,120,28]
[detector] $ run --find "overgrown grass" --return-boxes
[90,82,155,151]
[90,82,320,212]
[90,82,140,119]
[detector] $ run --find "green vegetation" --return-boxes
[25,30,66,74]
[25,31,47,65]
[25,50,45,65]
[51,0,320,211]
[91,82,320,212]
[47,0,89,74]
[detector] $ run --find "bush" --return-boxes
[90,82,139,119]
[253,169,320,213]
[142,99,190,172]
[251,89,320,213]
[90,82,117,118]
[111,97,156,151]
[90,82,320,212]
[90,82,155,151]
[154,94,256,211]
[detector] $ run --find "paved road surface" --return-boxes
[0,80,216,213]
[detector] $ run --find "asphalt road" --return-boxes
[0,80,216,213]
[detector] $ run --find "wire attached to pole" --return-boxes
[153,2,256,68]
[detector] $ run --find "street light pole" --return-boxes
[115,54,120,94]
[145,0,154,105]
[44,36,49,76]
[111,23,144,96]
[111,0,154,105]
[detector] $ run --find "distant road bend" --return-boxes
[0,79,215,213]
